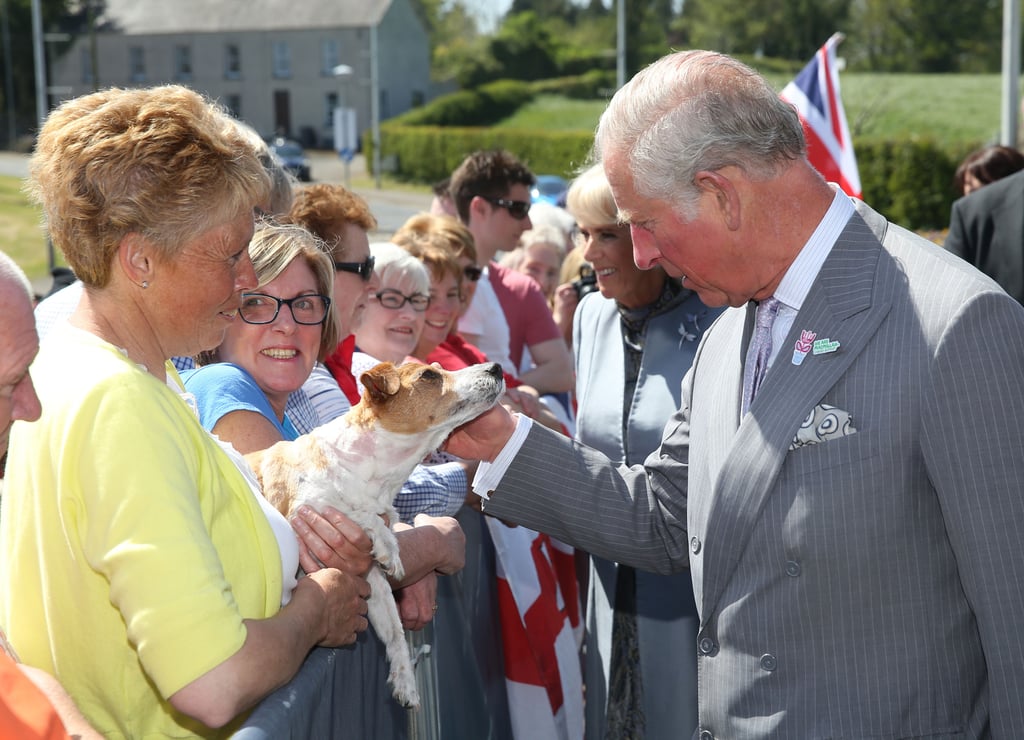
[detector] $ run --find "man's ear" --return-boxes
[118,233,157,288]
[694,170,741,230]
[468,195,490,225]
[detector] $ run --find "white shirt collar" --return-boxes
[773,187,855,312]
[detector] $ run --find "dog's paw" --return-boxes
[390,666,420,709]
[380,557,405,581]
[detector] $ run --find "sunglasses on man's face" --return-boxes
[333,255,376,282]
[481,196,531,220]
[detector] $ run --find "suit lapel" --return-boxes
[698,208,895,621]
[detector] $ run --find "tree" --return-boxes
[681,0,851,61]
[409,0,489,82]
[850,0,1001,73]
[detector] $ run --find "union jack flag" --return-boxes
[780,34,862,199]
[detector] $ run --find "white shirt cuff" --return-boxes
[471,413,533,500]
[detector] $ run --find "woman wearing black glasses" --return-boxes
[351,242,432,379]
[183,222,339,448]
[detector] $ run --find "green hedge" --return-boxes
[392,79,536,127]
[368,124,594,185]
[366,120,977,231]
[858,137,976,230]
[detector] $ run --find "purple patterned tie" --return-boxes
[741,297,781,416]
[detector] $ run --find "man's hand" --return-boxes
[444,404,518,462]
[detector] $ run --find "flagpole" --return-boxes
[1001,0,1020,146]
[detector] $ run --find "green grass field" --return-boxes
[499,73,1012,145]
[0,175,52,287]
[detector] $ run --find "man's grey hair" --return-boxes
[594,50,806,220]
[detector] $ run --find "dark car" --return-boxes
[530,174,569,207]
[268,137,312,182]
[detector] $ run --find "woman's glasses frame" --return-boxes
[374,288,430,312]
[238,293,332,325]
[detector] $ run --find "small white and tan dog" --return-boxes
[249,360,504,708]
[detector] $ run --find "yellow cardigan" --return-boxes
[0,326,283,738]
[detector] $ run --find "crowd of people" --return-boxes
[2,47,1024,740]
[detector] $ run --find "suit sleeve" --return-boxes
[921,289,1024,733]
[483,395,692,575]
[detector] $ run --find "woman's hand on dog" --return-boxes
[291,505,374,577]
[294,567,371,647]
[394,572,438,631]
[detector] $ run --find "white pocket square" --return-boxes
[789,404,856,450]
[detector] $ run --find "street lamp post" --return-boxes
[332,63,354,188]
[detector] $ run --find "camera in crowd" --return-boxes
[572,264,599,300]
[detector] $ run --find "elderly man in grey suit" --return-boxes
[446,50,1024,739]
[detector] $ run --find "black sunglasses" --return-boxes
[463,265,483,282]
[333,255,376,282]
[481,196,531,220]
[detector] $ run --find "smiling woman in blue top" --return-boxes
[184,222,340,451]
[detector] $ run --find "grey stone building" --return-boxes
[48,0,438,148]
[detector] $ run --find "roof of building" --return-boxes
[98,0,393,34]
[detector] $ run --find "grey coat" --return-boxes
[574,287,721,740]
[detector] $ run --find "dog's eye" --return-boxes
[419,369,442,383]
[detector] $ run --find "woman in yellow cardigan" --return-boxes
[0,85,374,738]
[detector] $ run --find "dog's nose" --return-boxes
[485,363,502,379]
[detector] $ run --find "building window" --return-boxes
[224,94,242,119]
[272,41,291,79]
[174,44,192,81]
[324,92,338,127]
[225,43,241,79]
[129,46,145,83]
[411,90,425,108]
[321,39,340,76]
[80,48,94,85]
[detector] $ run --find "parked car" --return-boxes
[268,137,312,182]
[530,174,569,207]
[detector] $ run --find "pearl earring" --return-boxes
[142,281,149,289]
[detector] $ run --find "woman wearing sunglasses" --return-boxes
[282,183,379,420]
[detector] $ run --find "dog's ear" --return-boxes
[361,362,402,404]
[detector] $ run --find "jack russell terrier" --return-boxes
[249,360,504,708]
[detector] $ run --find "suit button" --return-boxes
[760,653,777,672]
[690,536,702,554]
[785,560,801,577]
[699,731,714,740]
[698,635,718,656]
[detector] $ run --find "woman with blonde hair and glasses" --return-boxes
[185,222,339,450]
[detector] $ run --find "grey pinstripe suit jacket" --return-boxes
[484,201,1024,738]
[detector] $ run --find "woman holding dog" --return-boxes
[185,221,465,632]
[0,85,375,738]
